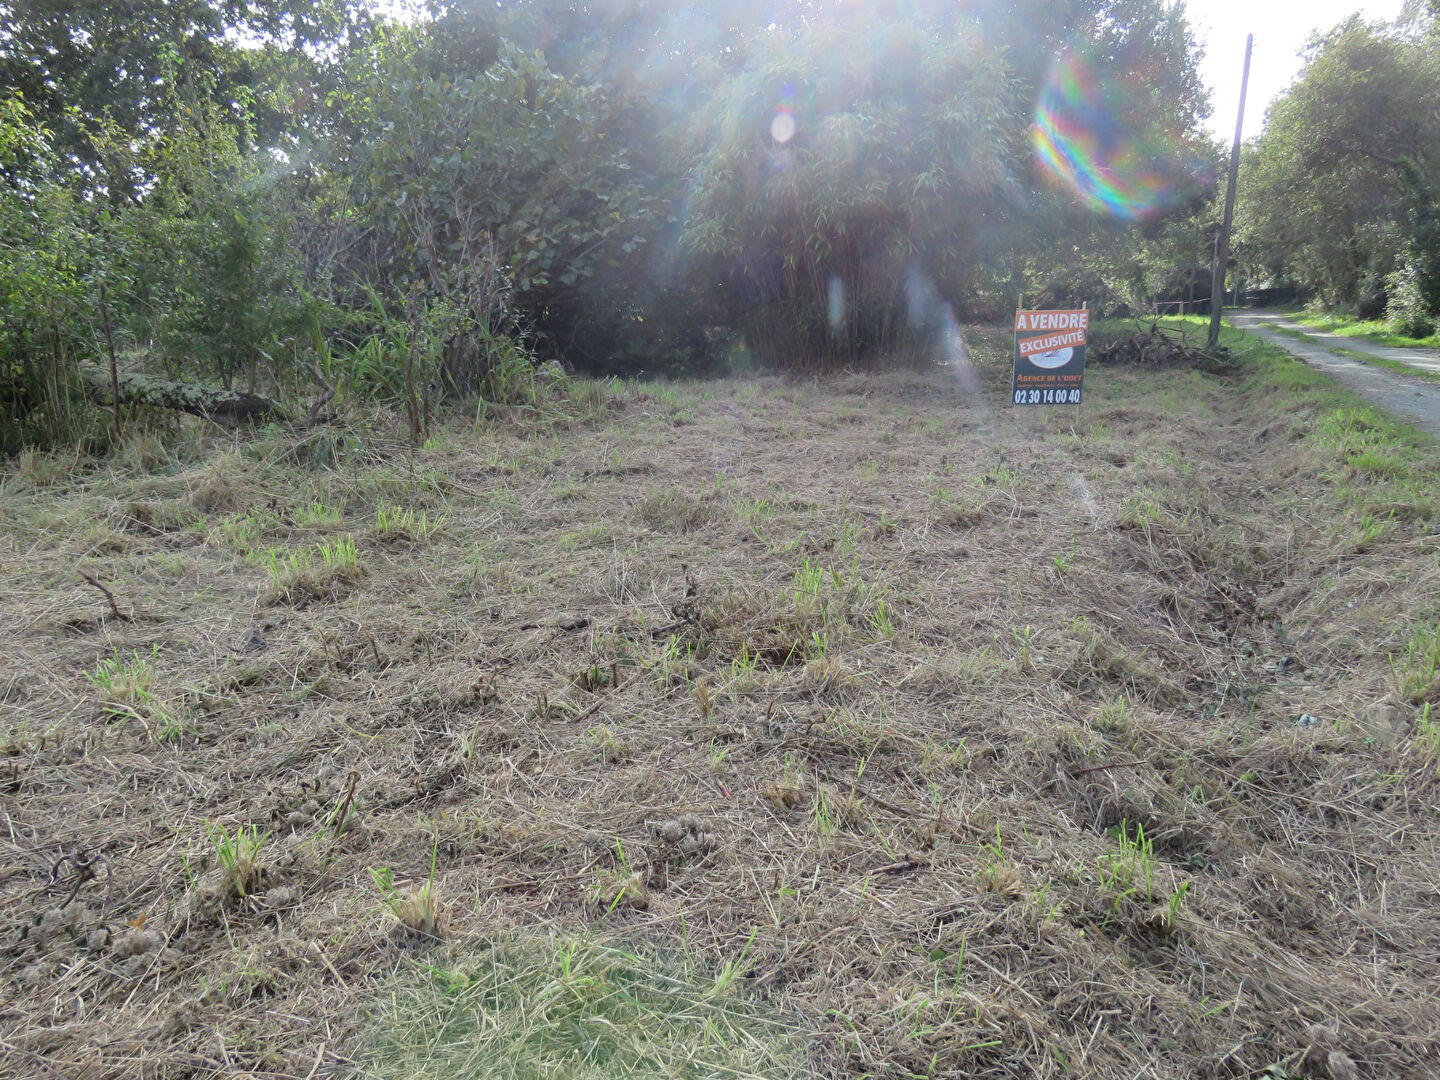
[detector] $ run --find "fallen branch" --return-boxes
[49,848,112,914]
[869,856,928,876]
[814,766,912,817]
[78,571,131,622]
[1092,321,1238,374]
[77,367,285,426]
[329,771,360,838]
[568,672,642,725]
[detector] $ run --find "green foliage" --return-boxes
[1390,624,1440,706]
[337,35,661,358]
[0,0,1244,446]
[1386,258,1437,338]
[85,645,161,720]
[263,535,365,603]
[206,822,269,899]
[1,58,308,451]
[1238,16,1440,323]
[371,858,441,937]
[681,16,1018,367]
[0,95,99,452]
[129,58,307,389]
[0,0,366,196]
[1096,820,1157,909]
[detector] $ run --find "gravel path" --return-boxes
[1227,311,1440,438]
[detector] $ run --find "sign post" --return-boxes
[1012,308,1088,406]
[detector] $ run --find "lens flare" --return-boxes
[771,82,797,144]
[826,274,845,334]
[1031,52,1202,221]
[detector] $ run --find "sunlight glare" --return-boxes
[827,275,845,334]
[771,82,798,144]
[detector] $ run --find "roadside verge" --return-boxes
[1227,311,1440,438]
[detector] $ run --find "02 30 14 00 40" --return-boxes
[1013,388,1082,405]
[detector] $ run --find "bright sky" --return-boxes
[1189,0,1407,140]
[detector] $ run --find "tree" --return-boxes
[0,95,98,451]
[1236,16,1440,322]
[680,14,1022,367]
[331,28,664,366]
[0,0,369,196]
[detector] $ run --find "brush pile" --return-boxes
[1091,320,1236,372]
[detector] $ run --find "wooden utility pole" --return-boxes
[1208,33,1253,351]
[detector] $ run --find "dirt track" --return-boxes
[1228,311,1440,436]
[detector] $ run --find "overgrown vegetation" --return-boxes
[1237,10,1440,333]
[1288,309,1440,350]
[355,933,811,1079]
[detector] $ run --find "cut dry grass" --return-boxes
[2,324,1439,1078]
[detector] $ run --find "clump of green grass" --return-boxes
[591,869,649,912]
[1348,450,1406,479]
[1351,509,1395,551]
[788,557,888,642]
[374,501,440,544]
[930,484,990,529]
[637,486,720,533]
[650,634,698,688]
[978,822,1023,898]
[85,645,159,716]
[14,446,82,487]
[85,645,187,738]
[1096,820,1157,911]
[1391,624,1440,706]
[263,535,365,603]
[372,866,441,937]
[1118,491,1164,530]
[206,823,268,899]
[295,500,344,528]
[1093,695,1133,734]
[584,725,629,764]
[355,933,809,1079]
[1415,704,1440,764]
[217,504,285,555]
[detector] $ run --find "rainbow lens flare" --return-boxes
[1031,52,1201,221]
[771,82,797,144]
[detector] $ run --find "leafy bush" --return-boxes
[1386,257,1436,339]
[336,37,662,359]
[124,59,307,390]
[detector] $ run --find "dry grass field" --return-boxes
[2,322,1439,1079]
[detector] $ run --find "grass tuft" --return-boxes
[263,534,366,603]
[354,934,811,1079]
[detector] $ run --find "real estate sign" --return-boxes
[1012,308,1087,406]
